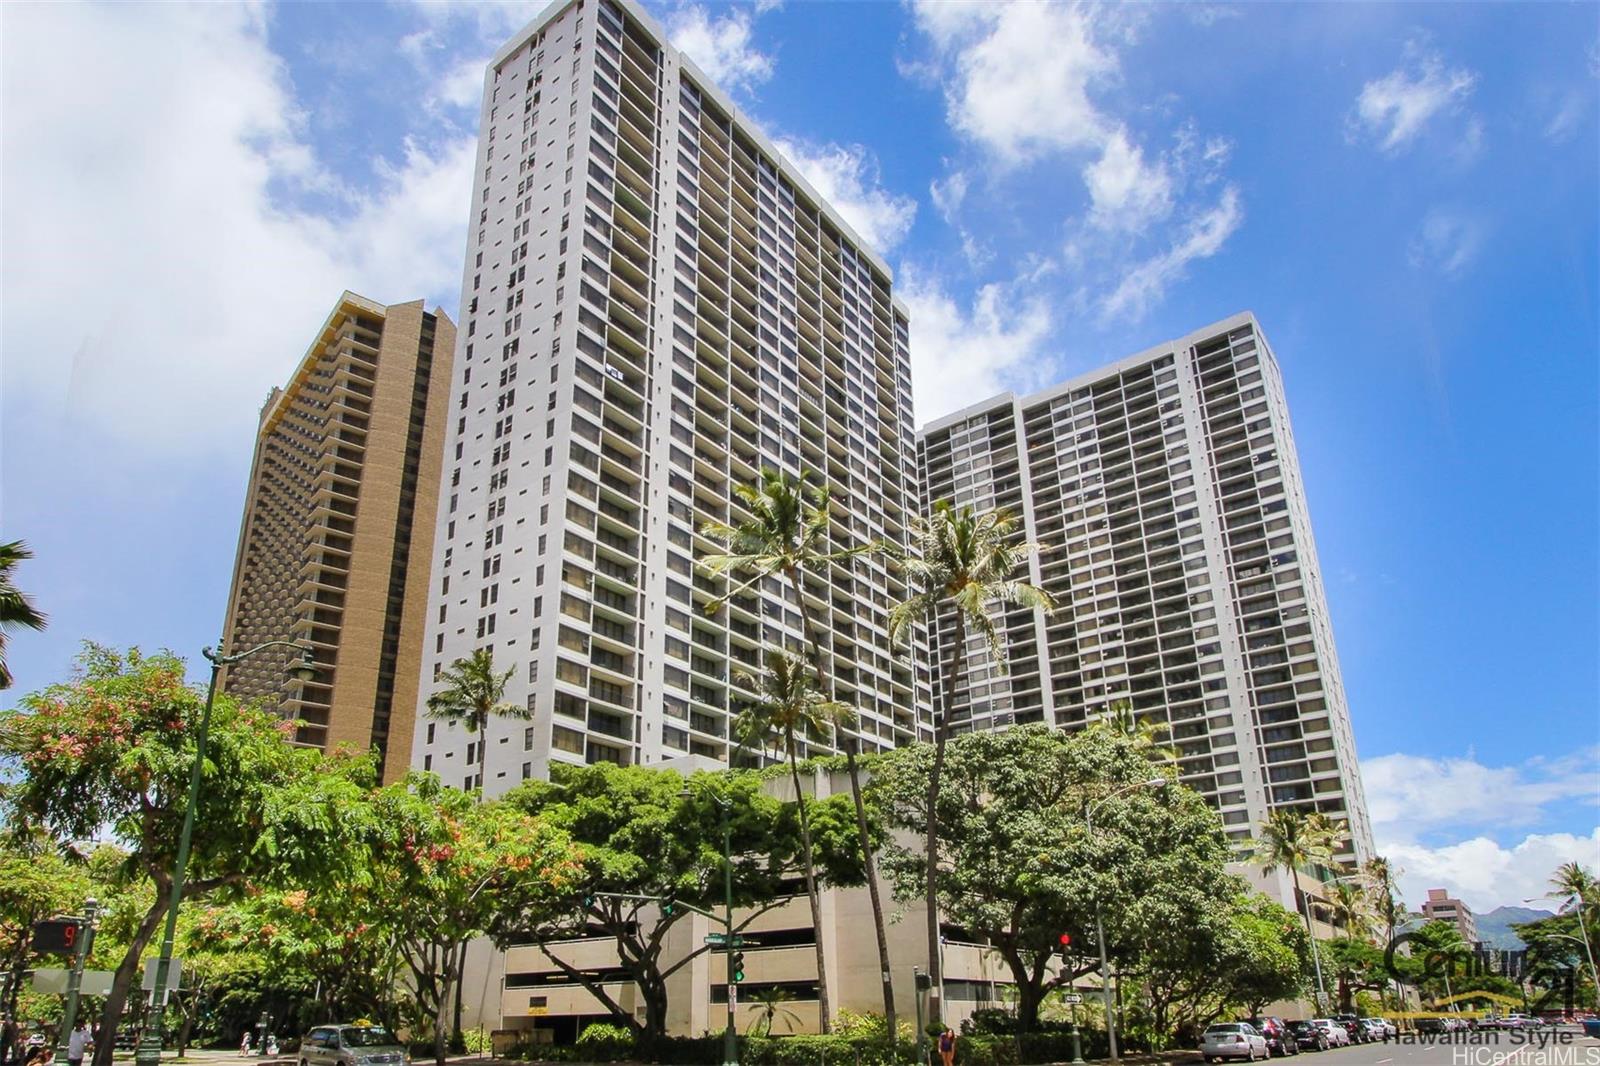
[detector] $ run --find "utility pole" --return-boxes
[53,899,98,1066]
[717,795,737,1066]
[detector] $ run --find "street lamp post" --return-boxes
[133,640,317,1066]
[1085,777,1168,1064]
[1525,894,1600,1011]
[712,793,737,1066]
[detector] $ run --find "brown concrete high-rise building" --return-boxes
[220,291,455,781]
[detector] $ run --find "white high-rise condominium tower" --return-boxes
[412,0,932,793]
[919,313,1375,869]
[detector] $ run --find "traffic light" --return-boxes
[32,919,83,956]
[1058,933,1072,955]
[581,894,596,909]
[730,951,746,983]
[661,893,676,917]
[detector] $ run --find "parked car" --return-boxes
[1310,1020,1350,1047]
[1201,1023,1271,1062]
[1332,1014,1368,1043]
[1248,1016,1298,1056]
[1415,1017,1447,1035]
[1370,1018,1398,1039]
[1359,1019,1390,1041]
[298,1026,409,1066]
[1286,1020,1328,1052]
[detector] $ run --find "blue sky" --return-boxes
[2,0,1596,910]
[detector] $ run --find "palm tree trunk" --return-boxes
[789,567,894,1036]
[1293,869,1324,1011]
[786,729,832,1034]
[926,610,967,1023]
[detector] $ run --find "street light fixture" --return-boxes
[681,786,739,1066]
[133,640,318,1066]
[1085,776,1170,1064]
[1524,893,1600,1010]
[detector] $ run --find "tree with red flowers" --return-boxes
[0,645,375,1066]
[360,775,577,1066]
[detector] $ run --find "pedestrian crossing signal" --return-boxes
[32,919,82,956]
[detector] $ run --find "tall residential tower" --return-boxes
[410,0,932,794]
[918,313,1374,867]
[220,292,454,781]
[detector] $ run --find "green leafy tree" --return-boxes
[875,725,1226,1034]
[502,763,864,1045]
[0,540,47,690]
[361,775,576,1066]
[1397,920,1473,1006]
[733,650,854,1034]
[0,645,376,1066]
[700,467,894,1034]
[886,501,1053,1014]
[425,648,529,793]
[1515,909,1597,1013]
[0,833,92,1057]
[1218,896,1311,1017]
[1322,937,1388,1012]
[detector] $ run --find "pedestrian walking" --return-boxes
[265,1034,278,1058]
[65,1022,91,1066]
[937,1026,956,1066]
[240,1030,253,1057]
[23,1045,51,1066]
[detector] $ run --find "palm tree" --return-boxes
[701,468,893,1035]
[734,651,855,1035]
[886,500,1053,1017]
[0,540,48,689]
[1364,856,1406,1010]
[425,647,531,1044]
[1253,807,1346,1011]
[1551,862,1598,919]
[1099,698,1178,760]
[1329,881,1375,940]
[425,648,530,793]
[749,987,802,1037]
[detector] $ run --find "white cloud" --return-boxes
[1,2,474,458]
[930,169,970,222]
[898,270,1053,425]
[1542,89,1589,144]
[1100,185,1242,320]
[664,4,774,95]
[1362,747,1600,844]
[911,0,1115,164]
[1350,41,1478,154]
[908,1,1242,320]
[433,55,489,111]
[1084,127,1173,233]
[774,139,918,254]
[1408,208,1485,277]
[1384,829,1600,916]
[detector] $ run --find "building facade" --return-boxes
[220,292,454,781]
[409,0,931,794]
[1422,888,1479,945]
[917,313,1375,869]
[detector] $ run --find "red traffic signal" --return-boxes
[1058,933,1072,947]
